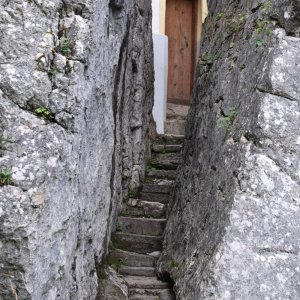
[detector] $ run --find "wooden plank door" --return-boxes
[166,0,195,105]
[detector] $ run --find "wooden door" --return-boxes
[166,0,195,105]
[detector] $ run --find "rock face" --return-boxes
[158,0,300,299]
[0,1,153,299]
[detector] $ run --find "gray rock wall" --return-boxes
[0,1,153,299]
[158,0,300,299]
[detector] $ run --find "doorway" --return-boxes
[166,0,196,105]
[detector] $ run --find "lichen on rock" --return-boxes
[0,0,153,299]
[158,0,300,299]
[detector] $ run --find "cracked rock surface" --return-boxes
[158,0,300,299]
[0,0,153,299]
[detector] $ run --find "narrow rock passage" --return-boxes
[109,134,184,300]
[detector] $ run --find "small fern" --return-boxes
[217,108,237,132]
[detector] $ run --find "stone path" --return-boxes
[165,103,189,135]
[109,134,184,300]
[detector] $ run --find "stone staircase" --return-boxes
[165,103,188,136]
[109,134,184,300]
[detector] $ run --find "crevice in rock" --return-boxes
[256,86,298,102]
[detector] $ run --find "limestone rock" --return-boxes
[0,0,153,299]
[98,267,129,300]
[158,1,300,299]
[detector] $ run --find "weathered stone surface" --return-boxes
[112,233,162,254]
[118,216,166,236]
[123,276,169,289]
[139,192,170,204]
[142,184,172,194]
[151,152,181,170]
[158,1,300,299]
[122,198,166,218]
[155,134,184,146]
[108,249,156,267]
[97,267,129,300]
[146,169,177,180]
[152,144,182,153]
[165,119,186,135]
[129,288,176,300]
[0,0,153,299]
[119,266,156,277]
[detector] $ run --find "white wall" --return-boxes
[152,0,160,34]
[152,0,168,134]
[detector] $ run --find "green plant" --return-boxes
[118,258,128,265]
[216,12,225,21]
[253,20,272,47]
[61,37,70,56]
[0,137,11,149]
[170,260,179,268]
[0,170,14,186]
[239,64,246,70]
[122,173,129,180]
[35,107,53,120]
[115,221,123,232]
[146,162,161,172]
[110,264,118,272]
[128,189,139,198]
[47,66,57,77]
[226,13,247,34]
[263,1,272,12]
[217,108,237,132]
[201,51,218,65]
[109,257,127,272]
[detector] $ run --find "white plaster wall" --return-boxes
[153,33,168,134]
[152,0,160,33]
[152,0,168,134]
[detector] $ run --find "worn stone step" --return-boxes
[122,199,166,218]
[155,134,184,145]
[166,103,189,119]
[124,276,169,289]
[165,119,186,136]
[108,249,155,267]
[141,184,171,194]
[119,266,156,277]
[151,153,180,170]
[146,169,177,179]
[112,233,162,254]
[118,217,166,236]
[139,192,170,204]
[153,151,181,162]
[152,144,182,153]
[129,288,175,300]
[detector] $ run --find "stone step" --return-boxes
[146,169,177,179]
[124,276,169,289]
[129,288,175,300]
[151,153,180,170]
[165,119,186,135]
[122,199,166,218]
[141,184,171,194]
[166,103,189,119]
[139,192,170,204]
[152,144,182,153]
[108,249,155,267]
[155,134,184,146]
[119,266,156,277]
[118,217,166,236]
[112,233,162,254]
[152,151,181,162]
